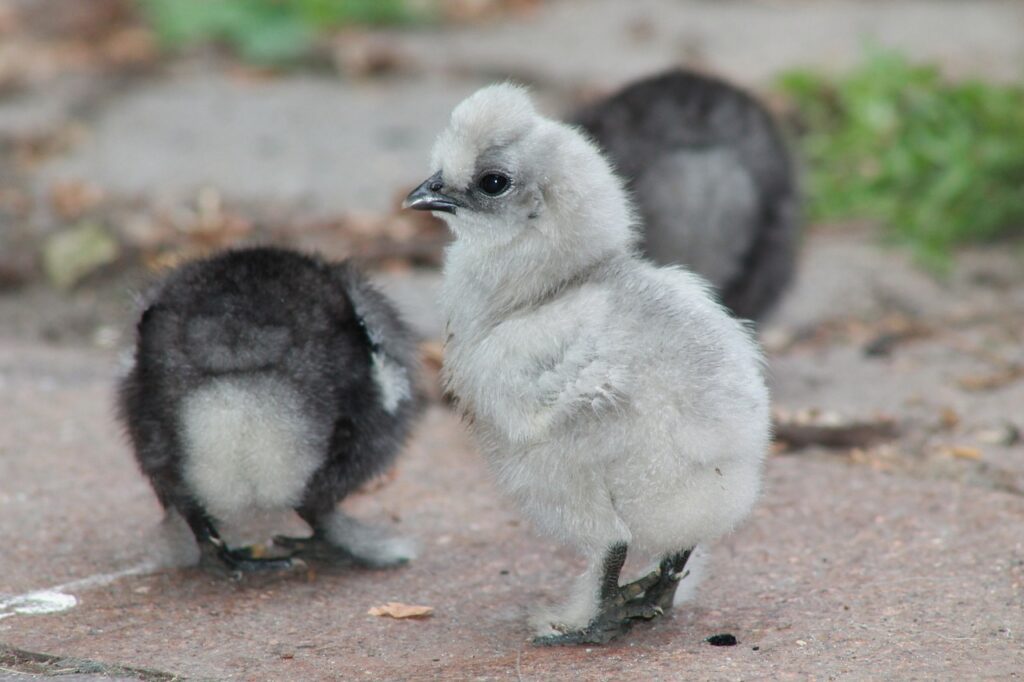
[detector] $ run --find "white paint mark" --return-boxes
[0,561,157,621]
[0,591,77,619]
[48,561,158,594]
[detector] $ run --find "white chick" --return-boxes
[405,84,770,645]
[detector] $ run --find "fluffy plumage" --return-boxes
[406,84,770,644]
[118,247,422,572]
[573,69,800,320]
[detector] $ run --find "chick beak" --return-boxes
[403,171,462,215]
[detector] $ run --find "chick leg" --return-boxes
[272,507,415,569]
[179,503,295,573]
[532,543,665,646]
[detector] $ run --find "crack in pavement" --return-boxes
[0,643,188,680]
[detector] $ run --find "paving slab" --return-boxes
[34,73,487,217]
[1,341,1022,680]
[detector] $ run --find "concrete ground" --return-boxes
[2,0,1024,679]
[2,228,1022,680]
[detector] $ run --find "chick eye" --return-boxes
[477,172,510,196]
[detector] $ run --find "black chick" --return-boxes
[573,69,801,321]
[118,247,422,573]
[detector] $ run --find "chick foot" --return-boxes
[272,531,412,569]
[532,576,666,646]
[199,537,298,575]
[186,508,297,575]
[641,548,694,612]
[533,545,667,646]
[272,533,358,565]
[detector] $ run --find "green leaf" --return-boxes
[42,222,121,290]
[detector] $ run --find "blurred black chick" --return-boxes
[573,69,801,321]
[118,247,422,573]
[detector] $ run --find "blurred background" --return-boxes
[1,0,1022,344]
[1,2,1023,677]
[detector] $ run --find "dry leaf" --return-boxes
[773,408,898,452]
[50,180,104,219]
[246,543,270,559]
[943,445,983,460]
[42,221,120,289]
[367,602,433,619]
[354,466,399,495]
[939,407,960,430]
[957,366,1024,392]
[421,341,445,369]
[331,31,412,78]
[975,424,1021,446]
[102,26,157,65]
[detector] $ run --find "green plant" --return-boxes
[138,0,423,65]
[779,49,1024,270]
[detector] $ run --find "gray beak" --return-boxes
[403,171,462,215]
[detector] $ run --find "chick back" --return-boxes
[573,69,800,320]
[118,247,421,519]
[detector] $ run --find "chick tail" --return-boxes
[184,316,293,373]
[673,545,710,606]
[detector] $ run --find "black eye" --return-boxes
[477,173,510,196]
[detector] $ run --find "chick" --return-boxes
[405,85,770,645]
[573,69,800,321]
[118,247,422,573]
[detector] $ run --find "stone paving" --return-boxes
[2,226,1023,679]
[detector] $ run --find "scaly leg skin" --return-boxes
[273,508,416,569]
[640,548,694,612]
[181,505,296,575]
[533,543,666,646]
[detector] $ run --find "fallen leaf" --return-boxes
[50,179,104,219]
[42,221,120,289]
[773,408,899,452]
[247,543,269,559]
[420,341,445,369]
[942,445,983,460]
[331,31,413,78]
[975,424,1021,446]
[354,466,399,495]
[861,314,932,357]
[367,602,433,619]
[939,407,960,430]
[957,366,1024,392]
[102,26,157,65]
